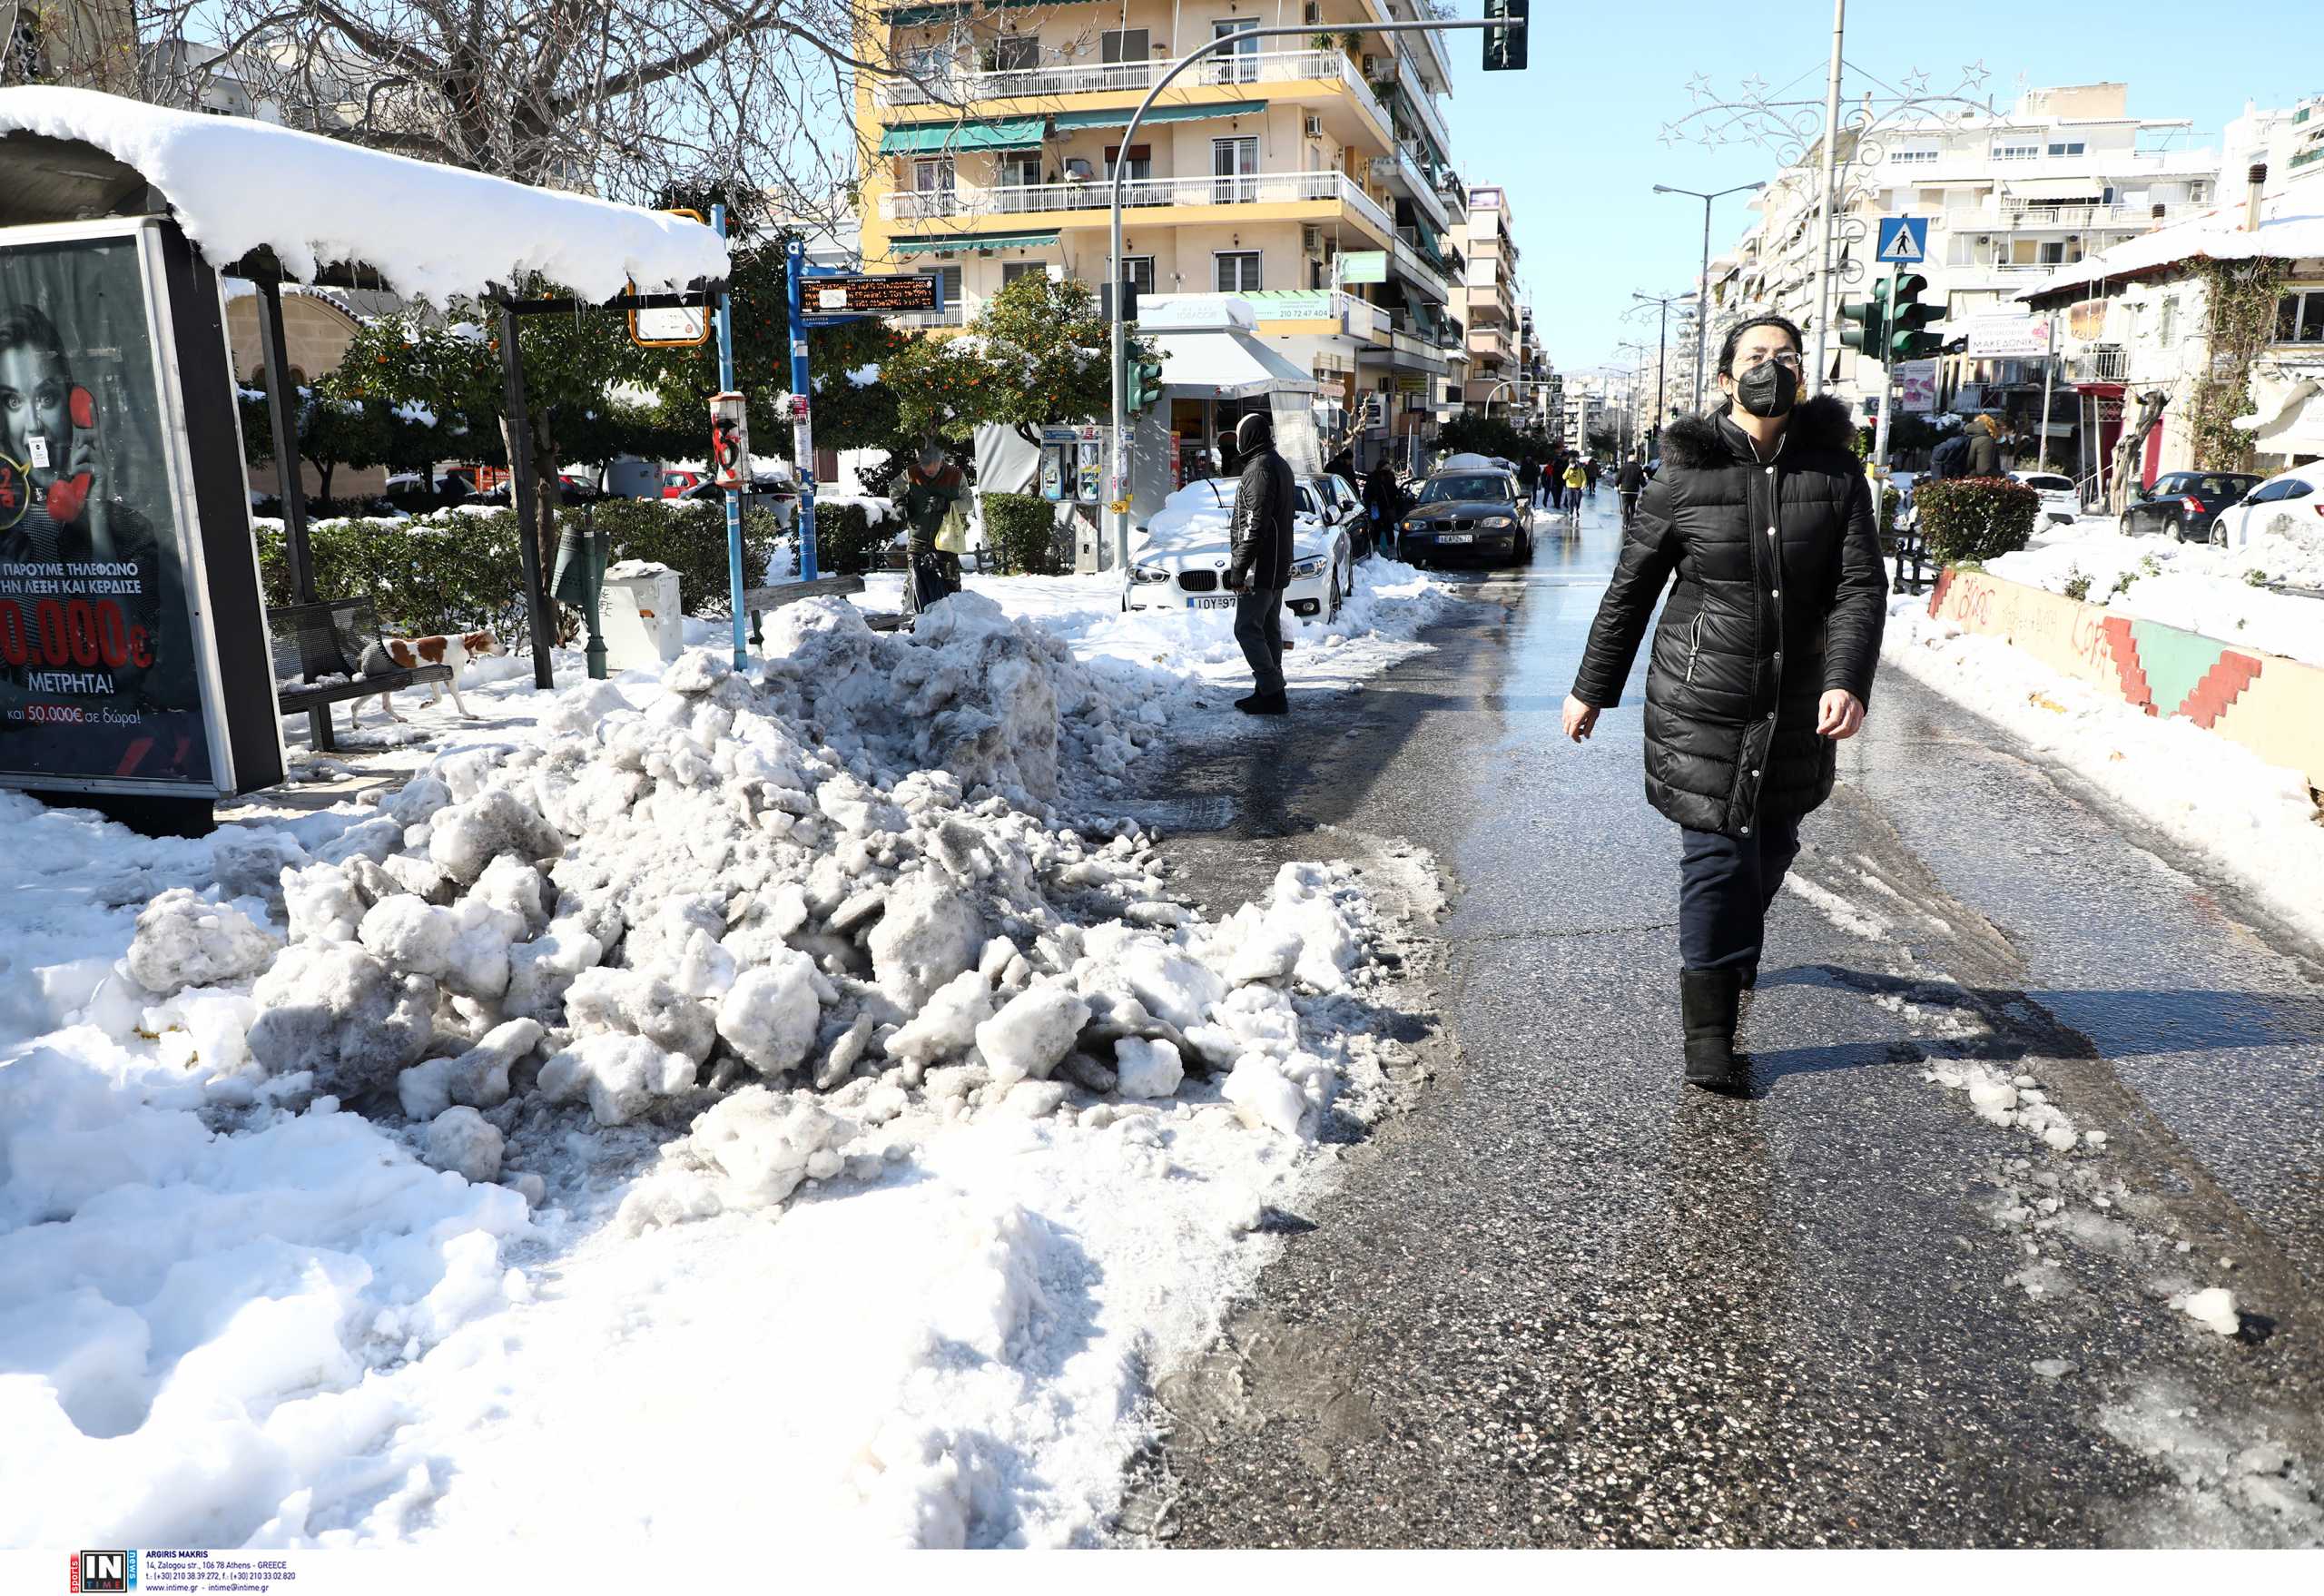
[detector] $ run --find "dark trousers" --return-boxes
[1679,815,1803,971]
[1234,587,1285,696]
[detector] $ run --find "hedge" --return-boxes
[255,499,782,649]
[982,492,1064,575]
[814,502,885,576]
[1914,476,2041,566]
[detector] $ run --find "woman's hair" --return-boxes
[1715,313,1804,378]
[0,304,69,369]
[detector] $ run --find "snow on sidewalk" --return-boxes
[0,591,1433,1550]
[1882,595,2324,948]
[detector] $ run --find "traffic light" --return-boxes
[1483,0,1528,71]
[1123,350,1166,412]
[1839,283,1890,361]
[1886,272,1942,360]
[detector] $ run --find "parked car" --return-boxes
[2208,460,2324,551]
[2118,469,2266,543]
[1393,467,1535,565]
[661,468,704,498]
[680,470,800,524]
[1122,477,1352,621]
[2009,470,2082,526]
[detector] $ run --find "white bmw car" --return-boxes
[1122,477,1354,621]
[2208,459,2324,550]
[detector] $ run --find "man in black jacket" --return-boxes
[1562,314,1887,1093]
[1223,410,1294,715]
[1616,453,1646,525]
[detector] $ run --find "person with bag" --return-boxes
[1927,429,1972,482]
[1222,411,1294,716]
[900,440,970,622]
[1561,314,1888,1094]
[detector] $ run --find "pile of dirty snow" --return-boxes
[0,603,1417,1548]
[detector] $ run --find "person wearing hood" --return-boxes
[1223,409,1294,716]
[1561,314,1888,1093]
[1965,413,2002,478]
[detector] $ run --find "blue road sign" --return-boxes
[1876,216,1929,264]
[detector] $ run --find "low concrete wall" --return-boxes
[1927,567,2324,794]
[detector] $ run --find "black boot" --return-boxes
[1737,962,1759,1033]
[1236,691,1287,716]
[1680,968,1747,1092]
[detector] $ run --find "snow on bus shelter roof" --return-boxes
[0,86,727,302]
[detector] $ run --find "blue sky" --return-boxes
[1443,0,2319,379]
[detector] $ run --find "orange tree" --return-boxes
[887,274,1156,448]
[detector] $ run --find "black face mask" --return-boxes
[1734,359,1799,419]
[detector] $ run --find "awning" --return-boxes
[2005,178,2108,202]
[1153,329,1319,401]
[1050,102,1268,133]
[2236,378,2324,455]
[882,0,1044,25]
[878,116,1045,155]
[890,231,1059,256]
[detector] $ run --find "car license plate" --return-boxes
[1438,532,1473,544]
[1188,596,1235,610]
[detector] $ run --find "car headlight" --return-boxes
[1399,517,1423,533]
[1130,564,1172,584]
[1288,556,1327,577]
[1478,515,1512,528]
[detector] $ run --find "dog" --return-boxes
[356,629,505,726]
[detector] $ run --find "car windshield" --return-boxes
[2020,475,2073,491]
[2196,476,2258,498]
[1419,475,1512,504]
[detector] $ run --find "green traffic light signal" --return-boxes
[1885,271,1937,361]
[1839,283,1889,357]
[1124,353,1166,412]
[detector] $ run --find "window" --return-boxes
[1208,18,1259,84]
[1211,136,1258,203]
[1215,251,1262,292]
[1000,261,1047,287]
[913,157,954,193]
[1121,255,1157,296]
[1993,140,2040,161]
[2275,290,2324,344]
[2046,140,2086,157]
[1100,29,1148,64]
[1888,147,1939,165]
[2248,478,2314,503]
[989,34,1037,74]
[917,264,962,318]
[1104,143,1151,182]
[997,153,1039,188]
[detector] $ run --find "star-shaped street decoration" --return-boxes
[1658,121,1682,147]
[1960,58,1989,94]
[1685,71,1713,103]
[1699,124,1722,147]
[1900,67,1931,96]
[1739,73,1769,98]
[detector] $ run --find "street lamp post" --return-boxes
[1104,15,1526,573]
[1631,291,1686,453]
[1653,181,1764,413]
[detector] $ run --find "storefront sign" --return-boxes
[1966,313,2049,358]
[0,220,281,797]
[1336,251,1388,285]
[2067,300,2107,340]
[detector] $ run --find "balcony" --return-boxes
[2066,344,2126,383]
[1367,140,1451,232]
[1943,201,2196,232]
[881,169,1396,242]
[875,47,1391,139]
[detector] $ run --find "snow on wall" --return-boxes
[0,87,727,303]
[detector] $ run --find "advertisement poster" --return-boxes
[1896,359,1940,414]
[1966,312,2049,359]
[0,232,210,787]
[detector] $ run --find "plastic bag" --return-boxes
[934,498,970,555]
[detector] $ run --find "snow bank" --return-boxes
[0,87,726,304]
[1884,597,2324,947]
[0,604,1417,1548]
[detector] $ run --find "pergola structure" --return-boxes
[0,87,729,704]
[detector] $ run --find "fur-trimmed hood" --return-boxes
[1658,392,1856,471]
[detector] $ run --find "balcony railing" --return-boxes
[875,47,1390,133]
[1367,141,1451,230]
[1943,201,2195,232]
[2066,345,2126,383]
[881,169,1396,238]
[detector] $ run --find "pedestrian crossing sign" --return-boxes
[1876,216,1929,264]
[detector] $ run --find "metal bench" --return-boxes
[271,599,452,752]
[741,575,869,647]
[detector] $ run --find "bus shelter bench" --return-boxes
[271,599,450,752]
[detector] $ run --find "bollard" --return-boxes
[551,509,612,680]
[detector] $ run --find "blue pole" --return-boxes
[787,239,821,582]
[714,204,747,667]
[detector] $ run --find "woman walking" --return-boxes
[1561,315,1888,1093]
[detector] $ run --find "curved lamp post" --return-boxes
[1653,180,1764,412]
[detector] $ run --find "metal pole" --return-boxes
[1809,0,1846,391]
[1107,15,1525,573]
[497,301,556,689]
[785,235,822,587]
[2037,309,2056,476]
[1695,193,1714,414]
[708,206,747,669]
[254,272,330,748]
[1654,300,1668,454]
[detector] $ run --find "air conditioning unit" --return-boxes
[1305,114,1323,138]
[1302,224,1324,254]
[1304,1,1321,20]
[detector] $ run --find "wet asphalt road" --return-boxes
[1127,493,2324,1548]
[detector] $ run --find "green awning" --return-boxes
[882,0,1044,25]
[890,232,1060,256]
[1050,101,1267,133]
[878,115,1045,155]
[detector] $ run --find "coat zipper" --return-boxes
[1684,613,1705,685]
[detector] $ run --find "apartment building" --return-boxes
[855,0,1468,471]
[1718,84,2218,416]
[1460,184,1520,409]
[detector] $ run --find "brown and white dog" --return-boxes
[357,629,505,726]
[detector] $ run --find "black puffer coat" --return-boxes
[1227,446,1296,591]
[1571,394,1887,837]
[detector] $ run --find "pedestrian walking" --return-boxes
[1561,314,1888,1093]
[1223,410,1294,716]
[1584,457,1601,498]
[899,439,970,622]
[1561,458,1588,514]
[1364,458,1403,556]
[1965,414,2001,478]
[1617,452,1646,527]
[1517,456,1541,511]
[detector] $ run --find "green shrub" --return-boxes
[257,510,533,646]
[813,502,885,576]
[2062,566,2092,602]
[982,492,1064,575]
[577,498,778,616]
[1915,476,2041,566]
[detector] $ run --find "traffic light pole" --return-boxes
[1106,15,1525,572]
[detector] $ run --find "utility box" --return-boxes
[601,561,683,672]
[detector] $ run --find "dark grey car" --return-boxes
[1394,469,1534,566]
